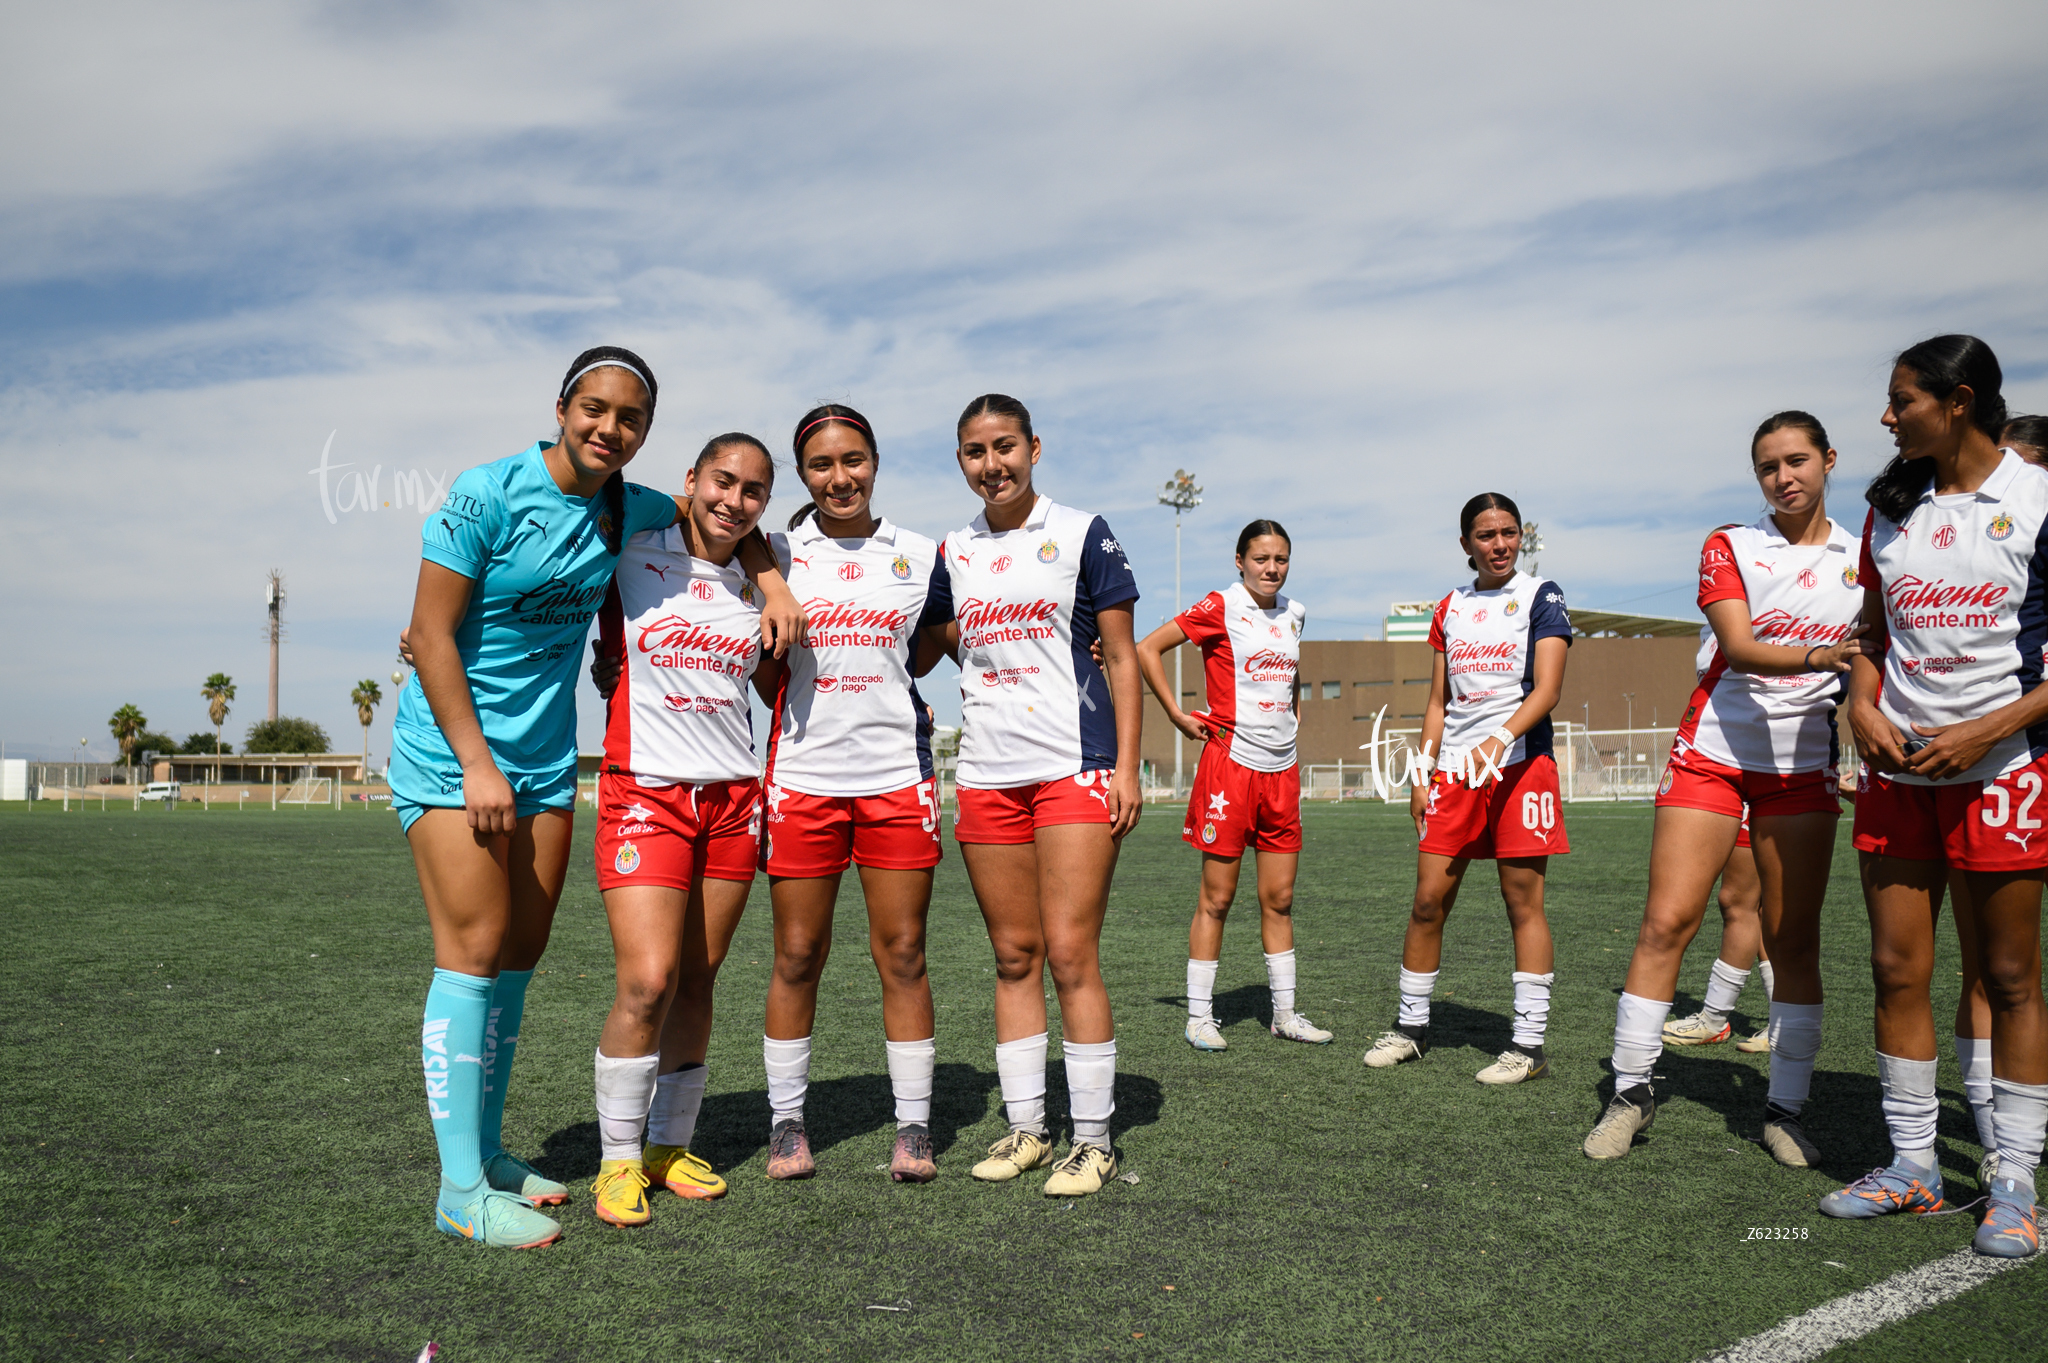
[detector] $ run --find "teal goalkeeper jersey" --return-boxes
[391,442,677,783]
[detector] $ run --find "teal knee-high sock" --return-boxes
[480,968,533,1160]
[422,968,493,1188]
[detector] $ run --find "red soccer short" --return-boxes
[595,773,761,891]
[1418,755,1571,860]
[1853,753,2048,872]
[762,779,944,877]
[955,770,1115,845]
[1655,746,1840,821]
[1182,743,1302,856]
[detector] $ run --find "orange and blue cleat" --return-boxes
[1974,1178,2041,1258]
[1819,1161,1945,1219]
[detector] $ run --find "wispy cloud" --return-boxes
[3,0,2044,756]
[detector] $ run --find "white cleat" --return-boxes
[1270,1012,1333,1045]
[1363,1027,1426,1068]
[1475,1047,1549,1085]
[1185,1017,1228,1051]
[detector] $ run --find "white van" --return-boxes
[139,781,182,802]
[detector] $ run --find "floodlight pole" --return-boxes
[1158,470,1203,796]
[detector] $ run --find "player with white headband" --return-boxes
[585,432,782,1231]
[924,393,1143,1198]
[1584,411,1866,1166]
[754,403,951,1184]
[1829,334,2048,1259]
[1135,518,1332,1052]
[391,349,799,1249]
[1363,492,1573,1087]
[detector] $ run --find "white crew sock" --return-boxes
[1757,958,1776,1003]
[1397,967,1439,1030]
[593,1050,659,1162]
[995,1032,1049,1135]
[1876,1051,1939,1171]
[1765,1002,1822,1115]
[1956,1036,1997,1151]
[1187,958,1219,1022]
[1991,1076,2048,1188]
[1265,949,1298,1021]
[1511,971,1555,1048]
[884,1037,936,1128]
[763,1035,811,1125]
[646,1064,707,1149]
[1701,959,1751,1029]
[1064,1038,1117,1147]
[1610,992,1670,1093]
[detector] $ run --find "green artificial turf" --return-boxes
[1,800,2042,1362]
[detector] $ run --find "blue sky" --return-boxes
[4,0,2046,762]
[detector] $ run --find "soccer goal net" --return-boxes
[281,775,332,804]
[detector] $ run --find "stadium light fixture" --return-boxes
[1158,470,1203,796]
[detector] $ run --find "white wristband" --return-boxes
[1488,726,1515,748]
[1413,753,1437,776]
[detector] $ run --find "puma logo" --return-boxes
[526,517,548,536]
[645,562,672,581]
[1754,560,1775,574]
[2006,831,2035,853]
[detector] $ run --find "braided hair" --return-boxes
[557,345,659,555]
[788,403,877,529]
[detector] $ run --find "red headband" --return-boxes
[797,413,870,444]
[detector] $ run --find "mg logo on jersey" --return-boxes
[1472,608,1488,623]
[836,562,864,582]
[990,555,1013,574]
[691,580,714,601]
[1797,569,1818,590]
[1931,525,1957,550]
[814,676,838,692]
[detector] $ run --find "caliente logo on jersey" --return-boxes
[1885,575,2008,629]
[636,615,759,675]
[1750,609,1854,644]
[957,597,1059,646]
[1244,649,1296,682]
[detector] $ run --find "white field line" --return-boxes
[1697,1247,2034,1363]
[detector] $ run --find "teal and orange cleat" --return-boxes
[481,1150,568,1207]
[1819,1161,1945,1219]
[1973,1178,2041,1258]
[434,1177,562,1248]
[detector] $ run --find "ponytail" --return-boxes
[602,470,624,555]
[1458,491,1522,571]
[789,403,875,530]
[1867,334,2007,526]
[788,502,821,531]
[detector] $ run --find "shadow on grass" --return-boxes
[1150,983,1276,1030]
[532,1062,1168,1180]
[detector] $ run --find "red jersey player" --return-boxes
[1831,335,2048,1259]
[1584,412,1866,1167]
[1364,492,1573,1087]
[755,404,951,1184]
[1137,519,1332,1052]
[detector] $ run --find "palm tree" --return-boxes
[351,679,384,782]
[201,673,235,782]
[109,704,147,779]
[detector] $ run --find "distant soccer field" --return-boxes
[1,801,2040,1361]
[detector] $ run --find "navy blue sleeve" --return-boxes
[919,547,954,628]
[1531,580,1573,645]
[1078,516,1140,611]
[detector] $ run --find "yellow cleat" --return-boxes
[645,1144,727,1200]
[970,1128,1055,1182]
[1043,1142,1118,1197]
[592,1158,652,1227]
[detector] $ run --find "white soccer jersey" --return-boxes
[599,524,763,785]
[1674,515,1863,774]
[763,517,946,798]
[1427,571,1573,772]
[1175,582,1305,772]
[928,496,1141,789]
[1862,449,2048,786]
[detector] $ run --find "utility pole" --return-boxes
[266,570,286,721]
[1520,521,1545,576]
[1158,469,1203,795]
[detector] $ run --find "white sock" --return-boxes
[1757,958,1776,1003]
[645,1064,707,1149]
[1187,958,1219,1022]
[1610,992,1670,1093]
[1991,1076,2048,1188]
[1397,967,1438,1030]
[1956,1036,1997,1151]
[1876,1051,1939,1170]
[996,1032,1048,1135]
[1511,971,1555,1048]
[1701,959,1750,1029]
[1265,949,1298,1020]
[1064,1038,1117,1147]
[885,1037,936,1128]
[593,1050,659,1162]
[1765,1002,1822,1115]
[763,1035,811,1125]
